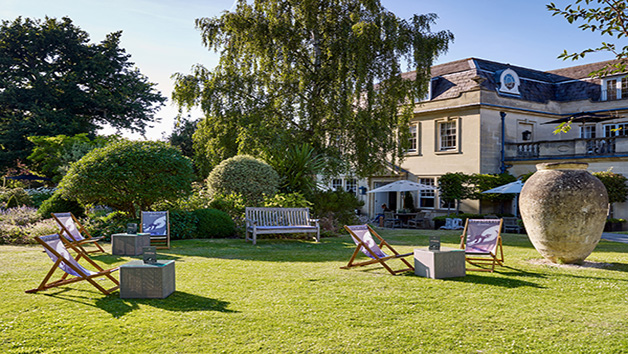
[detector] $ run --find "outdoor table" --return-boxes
[119,260,175,299]
[395,213,418,227]
[414,247,466,279]
[111,233,151,256]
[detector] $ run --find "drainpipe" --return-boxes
[500,111,507,174]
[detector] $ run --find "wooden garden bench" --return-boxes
[245,207,320,245]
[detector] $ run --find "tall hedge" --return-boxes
[207,155,279,204]
[59,140,194,216]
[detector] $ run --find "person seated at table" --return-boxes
[372,204,390,223]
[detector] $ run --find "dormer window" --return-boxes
[498,68,521,95]
[601,75,628,101]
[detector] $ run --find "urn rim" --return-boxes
[536,161,588,171]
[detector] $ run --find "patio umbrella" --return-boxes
[366,180,435,194]
[481,180,524,216]
[541,112,617,125]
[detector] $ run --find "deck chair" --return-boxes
[341,224,414,275]
[459,219,504,272]
[26,234,119,295]
[140,211,170,249]
[52,212,105,254]
[440,218,464,230]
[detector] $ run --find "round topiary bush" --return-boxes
[38,190,86,218]
[193,208,235,238]
[207,155,279,204]
[59,140,194,216]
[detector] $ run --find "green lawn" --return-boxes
[2,228,628,353]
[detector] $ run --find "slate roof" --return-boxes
[415,57,614,103]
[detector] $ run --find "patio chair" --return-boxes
[341,224,414,275]
[440,218,464,230]
[140,211,170,249]
[52,212,105,254]
[383,211,402,228]
[459,219,504,272]
[25,234,119,295]
[407,212,427,229]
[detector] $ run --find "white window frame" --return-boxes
[345,178,357,194]
[435,117,460,154]
[331,178,343,191]
[580,125,597,139]
[418,178,435,209]
[406,123,420,155]
[604,122,628,137]
[602,76,628,101]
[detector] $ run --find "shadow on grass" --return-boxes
[446,272,545,288]
[43,289,235,317]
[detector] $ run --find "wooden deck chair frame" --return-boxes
[52,212,105,254]
[26,234,119,295]
[342,224,414,275]
[140,211,170,249]
[459,219,504,272]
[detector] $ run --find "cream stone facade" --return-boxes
[363,58,628,221]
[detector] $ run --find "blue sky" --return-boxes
[0,0,616,139]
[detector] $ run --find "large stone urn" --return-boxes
[519,162,608,264]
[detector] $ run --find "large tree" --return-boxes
[173,0,452,176]
[549,0,628,76]
[0,17,166,169]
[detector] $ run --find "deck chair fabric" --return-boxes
[440,218,464,230]
[25,234,119,295]
[459,219,504,272]
[141,211,170,249]
[52,212,105,254]
[342,224,414,275]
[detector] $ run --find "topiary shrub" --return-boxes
[59,140,194,217]
[38,190,85,218]
[207,155,279,205]
[169,209,198,240]
[193,208,236,238]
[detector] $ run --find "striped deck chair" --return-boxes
[342,224,414,275]
[459,219,504,272]
[140,211,170,249]
[26,234,119,295]
[52,212,105,254]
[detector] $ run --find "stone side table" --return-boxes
[120,260,175,299]
[414,247,466,279]
[112,233,151,256]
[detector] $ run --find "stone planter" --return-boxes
[519,162,608,264]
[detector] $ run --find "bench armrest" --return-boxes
[308,218,319,226]
[244,218,257,226]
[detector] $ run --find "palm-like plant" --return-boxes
[266,144,325,196]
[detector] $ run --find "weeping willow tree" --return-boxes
[173,0,452,177]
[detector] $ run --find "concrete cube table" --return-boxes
[414,247,466,279]
[111,233,151,256]
[120,260,175,299]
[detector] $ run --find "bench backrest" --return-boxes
[246,207,311,226]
